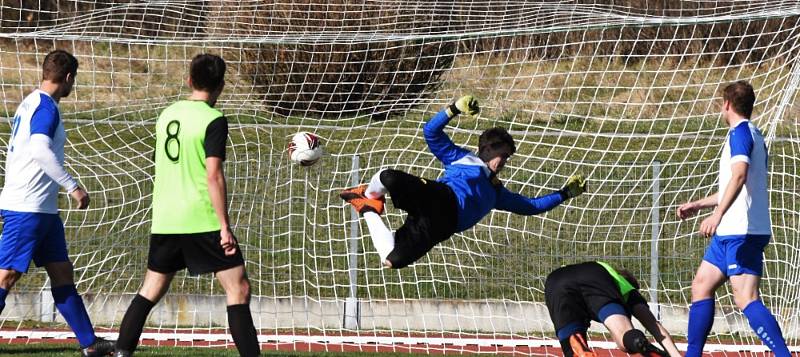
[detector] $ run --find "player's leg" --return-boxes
[365,168,389,199]
[544,267,594,357]
[603,314,667,356]
[343,169,429,267]
[181,232,259,357]
[384,172,458,269]
[726,235,790,357]
[34,214,114,356]
[686,238,728,357]
[340,170,394,266]
[558,328,592,357]
[0,210,47,314]
[601,309,634,351]
[731,274,790,356]
[115,234,184,356]
[363,211,394,267]
[342,169,428,215]
[216,265,260,357]
[44,262,97,346]
[0,268,21,314]
[114,269,174,356]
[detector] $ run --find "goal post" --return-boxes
[0,1,799,354]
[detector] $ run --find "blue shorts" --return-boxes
[703,234,770,277]
[0,210,69,273]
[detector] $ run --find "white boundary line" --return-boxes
[0,331,796,352]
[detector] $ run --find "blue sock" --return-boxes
[556,321,586,340]
[686,298,715,357]
[52,284,96,348]
[0,287,8,315]
[743,300,791,357]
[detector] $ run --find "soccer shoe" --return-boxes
[568,333,597,357]
[81,337,116,357]
[339,184,369,202]
[112,350,132,357]
[347,197,385,216]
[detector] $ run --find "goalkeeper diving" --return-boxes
[341,96,587,268]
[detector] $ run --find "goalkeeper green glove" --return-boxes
[446,95,480,117]
[560,174,587,199]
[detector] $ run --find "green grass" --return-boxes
[0,343,437,357]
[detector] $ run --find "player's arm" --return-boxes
[205,116,236,256]
[631,303,681,357]
[699,162,747,236]
[495,187,564,215]
[28,107,88,208]
[494,175,586,215]
[677,193,719,220]
[423,96,478,165]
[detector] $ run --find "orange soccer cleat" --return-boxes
[346,197,385,216]
[569,333,597,357]
[341,185,385,215]
[340,184,369,202]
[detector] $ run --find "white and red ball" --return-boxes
[287,131,323,166]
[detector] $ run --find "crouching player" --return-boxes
[341,96,586,269]
[545,262,681,357]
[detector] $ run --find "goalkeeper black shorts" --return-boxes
[544,262,642,331]
[148,231,245,275]
[379,169,458,269]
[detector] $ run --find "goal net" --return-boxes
[0,0,799,354]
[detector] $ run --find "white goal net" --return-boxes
[0,0,799,354]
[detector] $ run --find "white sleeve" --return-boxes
[29,134,79,192]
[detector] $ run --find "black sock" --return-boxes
[227,304,260,357]
[116,294,156,352]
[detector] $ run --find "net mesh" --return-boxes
[0,0,799,354]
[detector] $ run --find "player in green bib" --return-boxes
[114,54,260,357]
[544,262,680,357]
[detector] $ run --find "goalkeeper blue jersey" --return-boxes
[423,109,565,232]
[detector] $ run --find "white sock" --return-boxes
[363,212,394,262]
[365,169,387,199]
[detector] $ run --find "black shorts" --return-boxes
[378,169,458,269]
[544,262,633,331]
[148,231,245,275]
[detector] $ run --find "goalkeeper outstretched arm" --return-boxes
[495,175,587,215]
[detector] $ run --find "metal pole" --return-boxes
[650,160,661,319]
[343,155,361,329]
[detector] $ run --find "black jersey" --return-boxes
[544,261,648,331]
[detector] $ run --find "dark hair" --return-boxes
[478,127,516,162]
[42,50,78,83]
[190,54,226,92]
[618,269,641,290]
[722,80,755,118]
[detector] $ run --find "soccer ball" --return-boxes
[287,131,323,166]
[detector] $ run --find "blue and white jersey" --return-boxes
[423,109,564,232]
[716,119,771,236]
[0,90,71,214]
